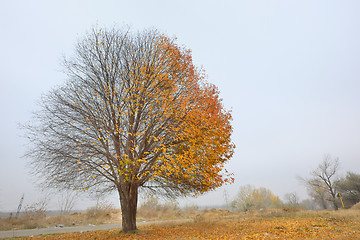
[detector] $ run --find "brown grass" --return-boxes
[9,207,360,239]
[136,197,182,221]
[2,206,360,238]
[351,201,360,210]
[0,209,121,231]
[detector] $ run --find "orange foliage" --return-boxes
[67,30,235,195]
[27,27,235,232]
[134,35,235,195]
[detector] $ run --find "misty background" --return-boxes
[1,0,360,211]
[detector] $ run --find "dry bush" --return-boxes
[193,214,205,223]
[351,202,360,210]
[137,197,180,220]
[183,203,199,211]
[0,210,122,231]
[23,196,50,219]
[0,198,120,231]
[0,216,49,230]
[58,191,78,215]
[86,198,119,223]
[23,206,46,219]
[189,209,243,224]
[0,196,52,230]
[235,185,283,211]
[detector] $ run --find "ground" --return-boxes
[1,208,360,239]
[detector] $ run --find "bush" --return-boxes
[137,197,179,219]
[235,185,283,211]
[351,202,360,210]
[86,198,115,219]
[23,196,50,219]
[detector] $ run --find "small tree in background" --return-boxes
[235,185,282,211]
[24,26,235,232]
[301,155,340,210]
[284,192,300,207]
[305,178,331,209]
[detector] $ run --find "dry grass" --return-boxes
[10,207,360,239]
[2,207,360,239]
[0,209,121,231]
[137,199,181,221]
[0,199,181,231]
[351,201,360,210]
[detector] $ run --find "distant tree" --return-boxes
[305,178,330,209]
[302,155,340,210]
[284,192,300,207]
[223,189,230,208]
[335,172,360,208]
[24,27,235,232]
[235,185,283,211]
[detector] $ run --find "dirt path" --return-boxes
[0,219,190,238]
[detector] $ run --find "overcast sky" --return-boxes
[1,0,360,211]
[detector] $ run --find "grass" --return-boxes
[0,209,122,231]
[2,208,360,239]
[0,200,181,231]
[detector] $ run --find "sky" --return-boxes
[1,0,360,211]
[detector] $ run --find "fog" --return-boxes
[1,0,360,212]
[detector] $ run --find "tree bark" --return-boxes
[331,194,339,210]
[118,184,138,232]
[329,188,339,210]
[333,201,339,210]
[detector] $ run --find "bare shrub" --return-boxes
[86,198,115,220]
[23,196,50,219]
[58,190,78,215]
[137,196,179,220]
[193,214,205,223]
[183,203,199,211]
[351,202,360,210]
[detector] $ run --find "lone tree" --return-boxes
[25,27,235,232]
[302,155,340,210]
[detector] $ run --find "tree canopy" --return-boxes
[336,172,360,208]
[25,27,235,232]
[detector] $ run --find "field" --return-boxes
[1,207,360,239]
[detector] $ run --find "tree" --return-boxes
[24,27,235,232]
[304,178,330,209]
[235,185,282,211]
[284,192,300,207]
[336,172,360,208]
[302,155,340,210]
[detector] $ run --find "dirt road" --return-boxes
[0,219,189,238]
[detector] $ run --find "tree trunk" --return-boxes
[118,184,138,232]
[331,197,339,210]
[330,190,339,210]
